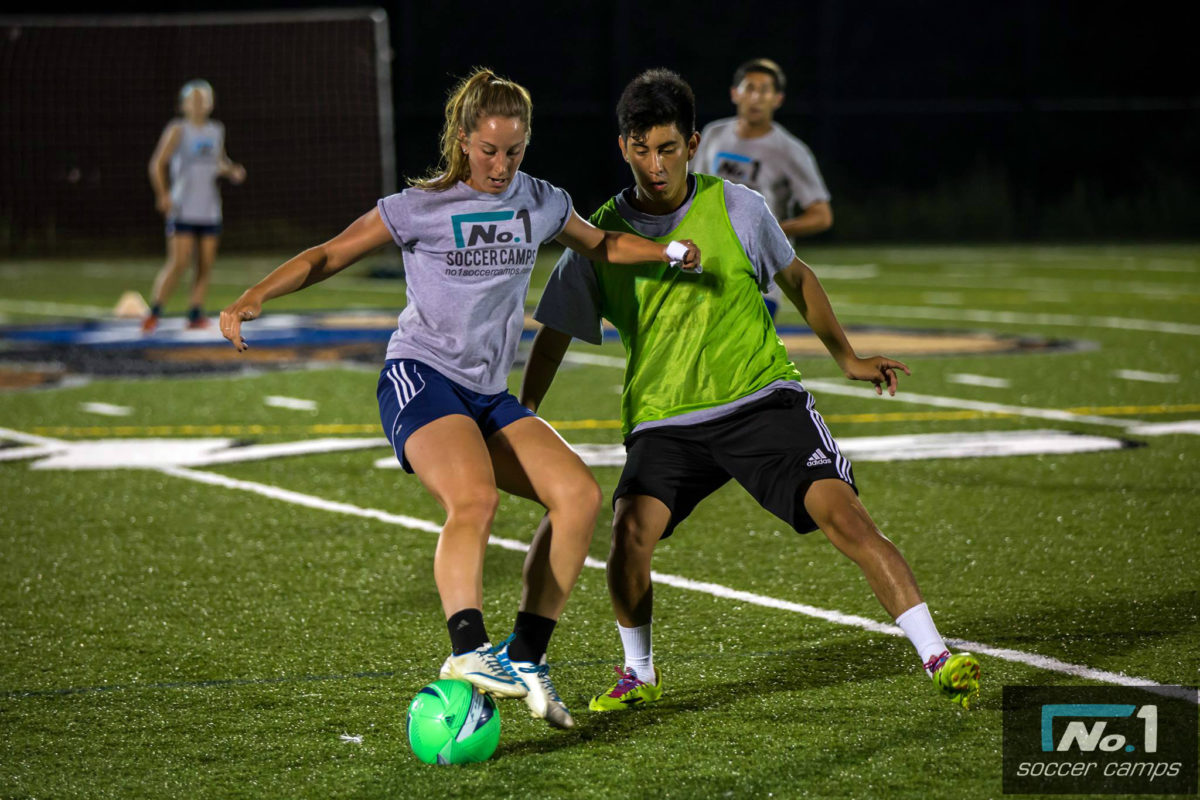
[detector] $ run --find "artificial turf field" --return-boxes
[1,244,1198,799]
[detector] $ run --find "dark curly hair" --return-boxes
[616,68,696,141]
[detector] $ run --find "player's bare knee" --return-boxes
[545,472,601,519]
[821,507,880,551]
[611,512,660,556]
[578,476,603,518]
[445,490,500,533]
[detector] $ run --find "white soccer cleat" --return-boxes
[439,643,528,699]
[496,636,575,729]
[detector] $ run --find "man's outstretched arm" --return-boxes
[775,257,910,396]
[520,325,574,412]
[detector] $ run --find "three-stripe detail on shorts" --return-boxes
[386,361,427,450]
[804,389,853,484]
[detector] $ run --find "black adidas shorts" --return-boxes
[613,388,857,538]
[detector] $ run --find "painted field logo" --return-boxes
[451,209,532,248]
[1003,686,1197,795]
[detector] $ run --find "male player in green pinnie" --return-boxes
[521,68,981,712]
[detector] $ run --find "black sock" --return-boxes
[446,608,488,655]
[187,305,203,322]
[150,304,163,317]
[507,611,557,664]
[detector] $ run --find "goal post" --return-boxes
[0,8,396,256]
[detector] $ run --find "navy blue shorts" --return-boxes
[166,219,222,237]
[376,359,536,473]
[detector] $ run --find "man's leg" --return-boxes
[586,494,672,711]
[804,478,980,708]
[608,494,671,629]
[803,478,921,618]
[590,430,726,711]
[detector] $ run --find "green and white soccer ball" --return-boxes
[407,679,501,765]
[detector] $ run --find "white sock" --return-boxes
[894,602,947,675]
[617,621,655,684]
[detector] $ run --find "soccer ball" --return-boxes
[406,679,501,765]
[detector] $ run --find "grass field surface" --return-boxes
[2,244,1197,798]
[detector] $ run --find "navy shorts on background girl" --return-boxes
[376,359,535,473]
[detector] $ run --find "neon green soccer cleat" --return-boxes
[927,651,981,709]
[588,666,663,712]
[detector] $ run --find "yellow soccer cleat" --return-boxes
[588,666,663,711]
[927,650,981,710]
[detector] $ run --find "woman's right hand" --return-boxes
[156,194,173,216]
[219,292,263,352]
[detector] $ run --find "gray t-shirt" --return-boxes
[691,118,830,222]
[169,119,224,224]
[533,175,802,433]
[377,171,571,394]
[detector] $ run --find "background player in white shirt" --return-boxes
[692,58,832,318]
[144,80,245,333]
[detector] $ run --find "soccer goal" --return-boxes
[0,8,395,255]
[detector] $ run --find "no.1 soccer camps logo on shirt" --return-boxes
[1002,685,1197,795]
[712,151,763,184]
[445,209,538,276]
[450,210,532,248]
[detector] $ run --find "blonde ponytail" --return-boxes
[410,68,533,191]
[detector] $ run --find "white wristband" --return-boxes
[666,240,701,272]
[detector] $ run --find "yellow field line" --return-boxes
[1064,402,1200,416]
[22,402,1199,438]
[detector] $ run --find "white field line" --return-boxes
[1125,420,1200,436]
[920,292,964,306]
[0,444,59,462]
[806,264,879,280]
[79,402,133,417]
[0,299,111,318]
[5,262,407,294]
[0,427,61,446]
[851,273,1199,299]
[946,373,1011,389]
[1112,369,1180,384]
[145,459,1191,702]
[802,379,1143,430]
[1026,292,1071,304]
[546,358,1150,431]
[854,250,1196,273]
[264,395,318,412]
[561,351,628,369]
[2,426,1190,701]
[832,303,1200,336]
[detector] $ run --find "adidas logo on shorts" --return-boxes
[807,448,832,467]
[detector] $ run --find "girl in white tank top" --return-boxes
[143,80,246,333]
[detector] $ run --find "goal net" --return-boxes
[0,8,395,255]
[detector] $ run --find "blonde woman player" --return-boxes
[219,68,700,730]
[144,79,246,333]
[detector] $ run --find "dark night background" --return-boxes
[1,1,1196,255]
